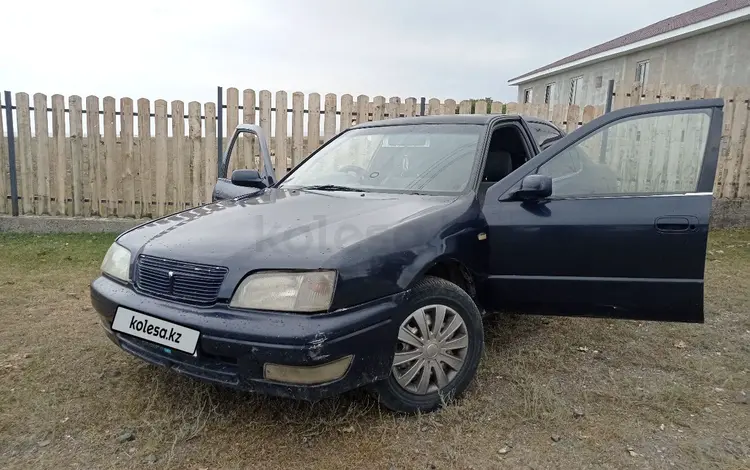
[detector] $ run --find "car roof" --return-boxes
[351,113,561,131]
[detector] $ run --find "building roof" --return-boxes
[509,0,750,85]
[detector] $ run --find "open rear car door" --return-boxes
[212,124,276,201]
[481,98,724,323]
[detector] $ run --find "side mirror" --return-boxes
[513,174,552,201]
[231,169,267,189]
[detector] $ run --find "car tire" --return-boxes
[371,275,484,413]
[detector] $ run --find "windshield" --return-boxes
[278,124,483,194]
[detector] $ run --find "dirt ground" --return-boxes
[0,230,748,470]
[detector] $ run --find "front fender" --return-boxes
[329,196,488,310]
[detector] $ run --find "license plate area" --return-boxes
[112,307,200,355]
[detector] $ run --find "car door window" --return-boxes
[537,109,711,197]
[528,123,562,147]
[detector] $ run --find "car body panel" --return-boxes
[115,187,486,310]
[91,275,404,400]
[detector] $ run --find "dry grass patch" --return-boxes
[0,230,748,469]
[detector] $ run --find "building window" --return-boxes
[569,76,583,105]
[523,88,533,104]
[635,60,650,87]
[544,83,556,104]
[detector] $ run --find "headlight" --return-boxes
[230,271,336,312]
[101,243,132,282]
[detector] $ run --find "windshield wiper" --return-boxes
[297,185,367,192]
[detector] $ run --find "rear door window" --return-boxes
[528,122,562,146]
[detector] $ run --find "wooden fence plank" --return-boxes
[242,89,256,170]
[642,83,658,105]
[154,99,168,217]
[737,97,750,198]
[550,104,564,128]
[69,96,84,216]
[372,96,385,121]
[649,84,673,192]
[689,84,705,101]
[428,98,440,115]
[533,104,545,119]
[722,90,749,199]
[612,83,629,111]
[404,98,417,117]
[275,91,288,176]
[581,105,596,125]
[204,102,217,202]
[636,95,658,192]
[225,88,239,174]
[258,91,272,176]
[443,99,456,115]
[683,85,709,192]
[356,95,369,124]
[33,94,50,214]
[137,98,151,217]
[0,93,6,214]
[16,93,33,214]
[120,97,135,217]
[85,96,102,216]
[490,101,503,114]
[458,100,472,114]
[325,93,338,140]
[51,95,66,215]
[172,100,186,211]
[666,84,691,192]
[715,87,739,196]
[340,94,353,132]
[102,96,117,216]
[307,93,321,154]
[623,82,643,192]
[292,92,304,167]
[565,104,579,133]
[387,97,401,120]
[188,101,202,208]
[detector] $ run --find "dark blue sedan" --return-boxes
[92,98,724,413]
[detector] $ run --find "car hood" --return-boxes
[118,188,458,270]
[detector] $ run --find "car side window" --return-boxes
[537,110,711,197]
[528,123,562,147]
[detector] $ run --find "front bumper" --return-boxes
[90,276,406,401]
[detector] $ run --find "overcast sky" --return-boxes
[1,0,712,105]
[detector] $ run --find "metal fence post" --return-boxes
[217,86,223,176]
[604,79,615,114]
[419,97,426,116]
[600,80,615,163]
[3,91,19,216]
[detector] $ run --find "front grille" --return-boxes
[134,255,228,306]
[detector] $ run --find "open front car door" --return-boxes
[212,124,276,202]
[482,98,724,323]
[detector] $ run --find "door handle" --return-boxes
[655,216,694,232]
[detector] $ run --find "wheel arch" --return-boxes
[408,256,480,307]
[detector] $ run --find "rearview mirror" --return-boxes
[231,169,267,189]
[513,174,552,201]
